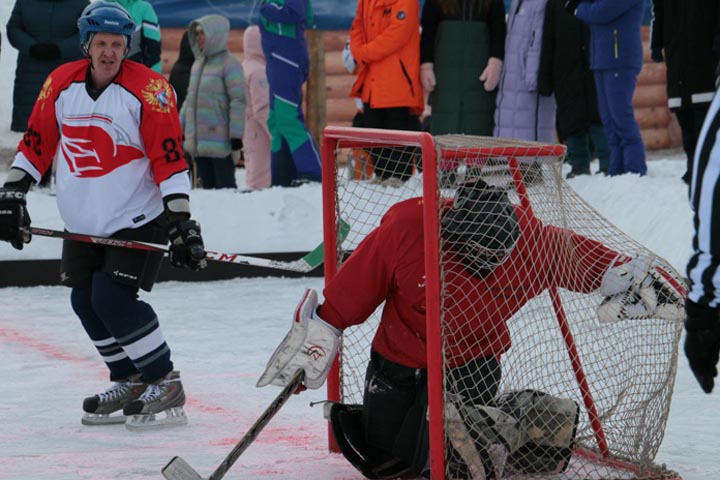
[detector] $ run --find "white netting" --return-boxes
[326,130,682,480]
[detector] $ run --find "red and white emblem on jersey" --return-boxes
[142,78,174,114]
[60,114,144,178]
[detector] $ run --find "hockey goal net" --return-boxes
[320,126,683,480]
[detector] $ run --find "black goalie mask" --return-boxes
[441,179,520,277]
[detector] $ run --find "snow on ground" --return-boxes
[2,156,718,480]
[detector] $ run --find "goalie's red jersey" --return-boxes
[11,59,190,237]
[318,197,620,369]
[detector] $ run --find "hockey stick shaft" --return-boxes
[29,225,347,273]
[161,369,305,480]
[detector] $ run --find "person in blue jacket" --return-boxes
[565,0,647,176]
[259,0,322,187]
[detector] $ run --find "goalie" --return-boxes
[257,179,685,479]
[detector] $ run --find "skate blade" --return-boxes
[126,406,188,431]
[81,412,127,426]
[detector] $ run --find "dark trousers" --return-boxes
[362,105,421,181]
[675,105,711,185]
[566,124,610,174]
[594,68,647,176]
[195,155,237,189]
[362,352,501,476]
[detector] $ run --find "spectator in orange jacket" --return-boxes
[348,0,423,184]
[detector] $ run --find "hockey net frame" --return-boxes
[320,126,683,480]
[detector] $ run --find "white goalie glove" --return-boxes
[257,289,341,390]
[596,254,686,324]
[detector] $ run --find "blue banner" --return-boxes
[148,0,359,30]
[148,0,653,31]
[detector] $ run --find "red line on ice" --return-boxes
[0,324,230,415]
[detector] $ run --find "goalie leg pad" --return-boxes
[494,390,579,475]
[446,400,522,479]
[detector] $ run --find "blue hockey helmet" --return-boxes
[77,1,136,57]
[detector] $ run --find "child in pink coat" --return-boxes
[242,26,271,190]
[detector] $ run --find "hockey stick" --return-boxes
[161,369,305,480]
[29,220,349,273]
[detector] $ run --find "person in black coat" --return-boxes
[651,0,720,185]
[538,0,609,178]
[7,0,89,133]
[168,30,195,112]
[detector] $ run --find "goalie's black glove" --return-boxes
[684,300,720,394]
[163,195,206,271]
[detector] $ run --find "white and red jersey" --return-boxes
[11,59,190,237]
[318,198,621,369]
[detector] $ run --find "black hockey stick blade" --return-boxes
[162,369,305,480]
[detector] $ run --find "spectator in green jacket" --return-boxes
[106,0,162,73]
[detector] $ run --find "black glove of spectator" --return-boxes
[29,43,61,60]
[684,300,720,393]
[651,49,664,63]
[166,218,206,270]
[564,0,580,13]
[0,188,31,250]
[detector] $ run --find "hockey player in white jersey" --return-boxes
[0,1,205,429]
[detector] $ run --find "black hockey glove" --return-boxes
[0,188,31,250]
[564,0,580,13]
[166,218,206,271]
[684,300,720,394]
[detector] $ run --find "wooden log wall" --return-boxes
[160,26,681,150]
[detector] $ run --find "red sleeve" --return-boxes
[540,221,620,293]
[133,66,188,185]
[319,219,396,330]
[16,66,75,177]
[349,1,365,57]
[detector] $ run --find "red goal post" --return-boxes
[320,126,683,480]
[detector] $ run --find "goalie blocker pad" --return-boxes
[597,257,686,324]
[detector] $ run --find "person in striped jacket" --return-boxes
[685,87,720,394]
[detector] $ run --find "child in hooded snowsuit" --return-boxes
[242,26,272,190]
[259,0,322,186]
[181,15,246,189]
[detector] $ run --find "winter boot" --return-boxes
[123,370,187,430]
[81,374,146,425]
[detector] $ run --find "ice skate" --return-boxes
[124,370,187,431]
[81,374,146,426]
